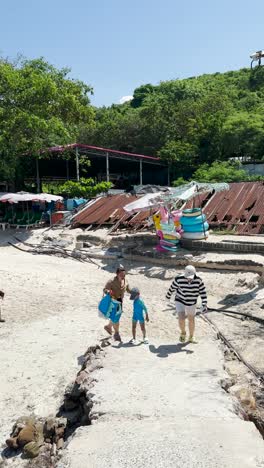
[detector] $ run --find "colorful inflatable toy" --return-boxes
[181,209,209,240]
[154,208,183,253]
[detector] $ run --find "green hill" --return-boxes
[80,67,264,179]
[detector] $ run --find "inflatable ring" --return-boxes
[182,231,209,240]
[182,208,202,217]
[182,222,209,233]
[180,214,206,226]
[161,244,178,252]
[164,233,181,240]
[161,239,180,246]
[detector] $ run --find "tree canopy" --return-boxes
[0,56,94,183]
[2,54,264,187]
[80,66,264,181]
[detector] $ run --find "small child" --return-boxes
[129,287,149,344]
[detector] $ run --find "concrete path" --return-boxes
[61,321,264,468]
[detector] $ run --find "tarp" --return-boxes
[0,192,63,204]
[123,192,165,213]
[124,181,229,213]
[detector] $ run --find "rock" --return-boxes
[76,370,89,385]
[55,427,65,439]
[23,441,40,459]
[57,417,67,428]
[220,377,235,391]
[17,424,35,447]
[6,437,19,449]
[44,418,56,438]
[229,384,256,410]
[52,442,57,456]
[56,438,64,450]
[11,416,35,437]
[83,242,92,248]
[35,422,44,445]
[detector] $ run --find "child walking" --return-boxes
[129,288,149,344]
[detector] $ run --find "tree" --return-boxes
[43,178,112,198]
[222,112,264,160]
[192,161,250,183]
[130,84,156,108]
[0,56,95,184]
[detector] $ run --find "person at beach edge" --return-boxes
[103,266,130,342]
[166,265,207,343]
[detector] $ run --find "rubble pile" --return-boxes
[4,345,103,466]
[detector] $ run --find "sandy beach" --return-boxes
[0,232,263,467]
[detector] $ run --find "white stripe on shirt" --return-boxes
[166,275,207,306]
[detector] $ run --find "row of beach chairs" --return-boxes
[0,212,44,229]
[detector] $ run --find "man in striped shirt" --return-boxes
[166,265,207,343]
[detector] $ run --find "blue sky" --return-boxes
[1,0,263,107]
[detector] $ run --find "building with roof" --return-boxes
[22,144,169,191]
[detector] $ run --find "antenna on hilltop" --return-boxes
[250,50,264,69]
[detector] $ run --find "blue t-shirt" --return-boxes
[133,298,148,322]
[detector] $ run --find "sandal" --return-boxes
[114,332,122,342]
[179,333,186,343]
[189,336,198,344]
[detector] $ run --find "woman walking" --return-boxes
[103,266,130,342]
[166,265,207,343]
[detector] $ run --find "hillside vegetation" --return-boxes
[1,55,264,186]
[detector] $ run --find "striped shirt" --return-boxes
[166,275,207,306]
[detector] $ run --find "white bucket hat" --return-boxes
[184,265,196,279]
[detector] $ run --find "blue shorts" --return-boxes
[133,311,145,323]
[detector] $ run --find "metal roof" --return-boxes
[73,182,264,235]
[23,143,166,165]
[187,181,264,234]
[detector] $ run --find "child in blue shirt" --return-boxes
[129,287,149,344]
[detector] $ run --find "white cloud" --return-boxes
[119,95,133,104]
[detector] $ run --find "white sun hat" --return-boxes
[184,265,196,279]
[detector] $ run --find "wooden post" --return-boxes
[36,158,40,193]
[106,152,110,182]
[139,159,143,185]
[75,147,80,181]
[197,186,207,239]
[167,165,170,186]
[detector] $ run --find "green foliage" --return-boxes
[43,178,112,198]
[130,84,156,108]
[0,56,94,182]
[172,161,264,185]
[192,161,251,183]
[172,177,188,187]
[158,141,197,163]
[3,52,264,187]
[79,66,264,180]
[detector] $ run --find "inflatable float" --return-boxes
[182,208,202,217]
[180,214,206,226]
[182,231,209,240]
[183,222,209,233]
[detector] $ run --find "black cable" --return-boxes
[207,307,264,326]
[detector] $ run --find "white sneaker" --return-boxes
[143,337,149,344]
[129,339,137,345]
